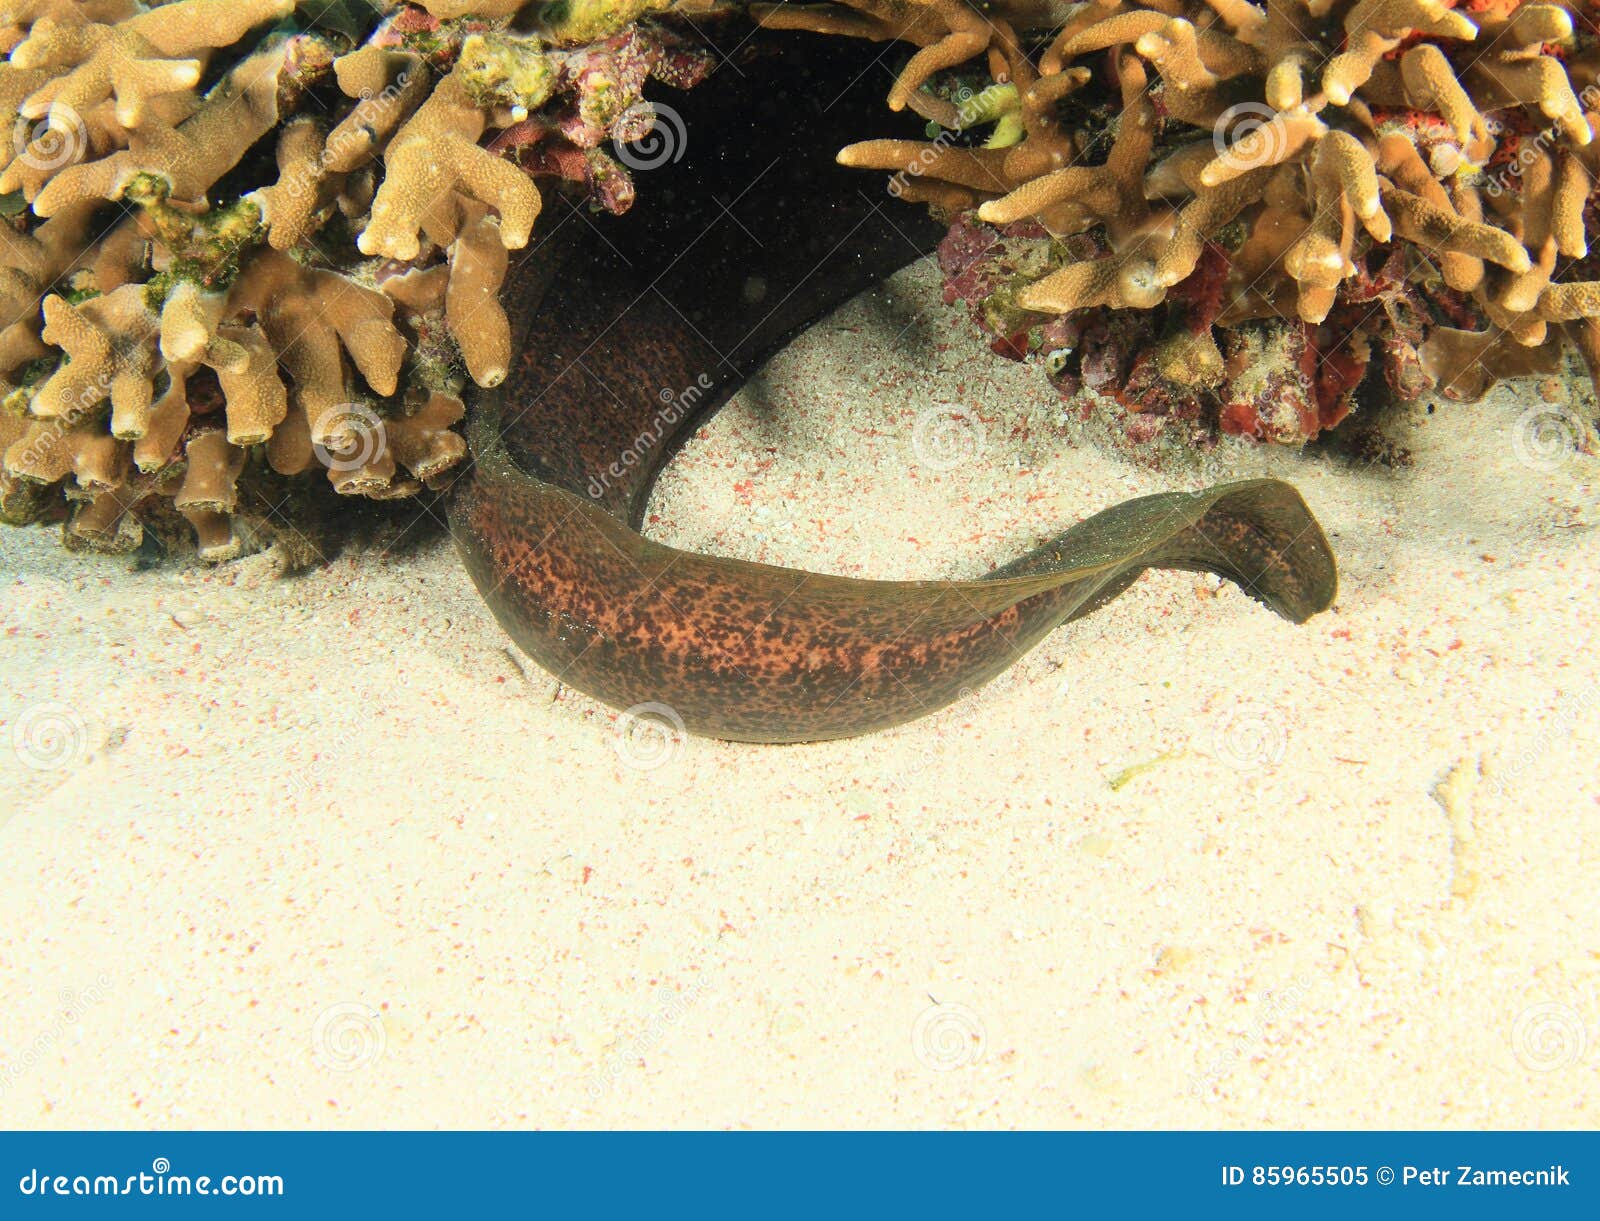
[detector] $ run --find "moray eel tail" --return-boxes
[455,402,1335,743]
[447,35,1338,743]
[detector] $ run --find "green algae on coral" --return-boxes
[536,0,672,45]
[457,31,557,114]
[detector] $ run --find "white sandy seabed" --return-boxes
[1,257,1597,1128]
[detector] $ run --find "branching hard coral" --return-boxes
[819,0,1600,444]
[358,60,541,261]
[12,0,293,131]
[14,0,1592,572]
[0,0,717,560]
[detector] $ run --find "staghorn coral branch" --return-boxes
[0,0,729,559]
[1400,44,1486,148]
[1322,0,1477,106]
[324,47,430,174]
[229,249,407,415]
[1016,241,1168,312]
[887,2,993,113]
[29,41,289,214]
[388,390,467,481]
[359,67,542,261]
[1201,107,1325,187]
[1467,56,1591,147]
[837,139,1017,195]
[0,2,137,55]
[809,0,1600,425]
[13,0,293,130]
[252,117,331,250]
[32,286,158,433]
[5,414,127,491]
[1536,282,1600,323]
[446,206,513,389]
[211,323,287,446]
[1382,185,1532,273]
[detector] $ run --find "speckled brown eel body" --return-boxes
[449,39,1337,743]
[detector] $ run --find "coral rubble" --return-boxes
[780,0,1600,445]
[0,0,712,557]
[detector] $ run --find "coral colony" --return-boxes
[0,0,712,558]
[2,0,1599,561]
[796,0,1600,445]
